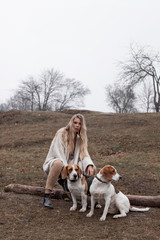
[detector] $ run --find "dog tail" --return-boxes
[129,206,150,212]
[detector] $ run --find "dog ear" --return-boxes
[61,165,68,179]
[100,167,104,176]
[77,165,82,177]
[100,166,112,180]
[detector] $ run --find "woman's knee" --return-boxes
[53,160,63,168]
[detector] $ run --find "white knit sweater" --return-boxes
[43,127,94,175]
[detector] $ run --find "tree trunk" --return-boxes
[4,184,160,207]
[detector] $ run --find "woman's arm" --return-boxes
[86,165,94,176]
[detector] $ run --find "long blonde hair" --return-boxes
[63,113,88,159]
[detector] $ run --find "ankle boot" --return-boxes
[43,194,54,209]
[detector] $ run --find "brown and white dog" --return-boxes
[86,165,150,221]
[64,164,88,212]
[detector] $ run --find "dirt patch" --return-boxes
[1,192,160,240]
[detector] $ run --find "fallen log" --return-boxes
[4,184,160,207]
[4,184,69,200]
[127,195,160,208]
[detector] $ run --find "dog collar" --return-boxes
[95,175,109,183]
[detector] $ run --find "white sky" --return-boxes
[0,0,160,112]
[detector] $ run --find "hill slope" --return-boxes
[0,109,160,195]
[0,110,160,240]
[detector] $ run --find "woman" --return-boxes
[43,113,95,209]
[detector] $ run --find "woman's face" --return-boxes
[73,117,81,133]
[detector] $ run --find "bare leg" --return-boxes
[45,160,63,193]
[43,160,64,209]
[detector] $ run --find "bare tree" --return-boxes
[38,69,63,111]
[8,90,31,110]
[54,78,90,111]
[137,81,154,112]
[8,69,63,111]
[8,77,40,111]
[106,84,137,113]
[6,68,90,111]
[119,45,160,112]
[0,103,10,111]
[19,77,37,111]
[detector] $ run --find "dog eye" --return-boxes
[75,168,78,172]
[112,169,115,173]
[68,168,72,172]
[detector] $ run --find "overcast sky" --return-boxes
[0,0,160,112]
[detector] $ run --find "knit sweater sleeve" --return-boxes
[44,128,68,167]
[81,150,95,174]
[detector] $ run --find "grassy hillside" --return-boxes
[0,109,160,195]
[1,110,160,240]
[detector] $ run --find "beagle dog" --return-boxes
[87,165,149,221]
[64,164,88,212]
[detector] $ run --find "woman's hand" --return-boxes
[87,165,94,176]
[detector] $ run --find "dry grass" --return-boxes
[0,110,160,240]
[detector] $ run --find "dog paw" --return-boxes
[95,204,102,209]
[100,216,106,221]
[86,212,93,217]
[113,215,118,219]
[79,208,87,212]
[145,207,150,211]
[70,206,77,211]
